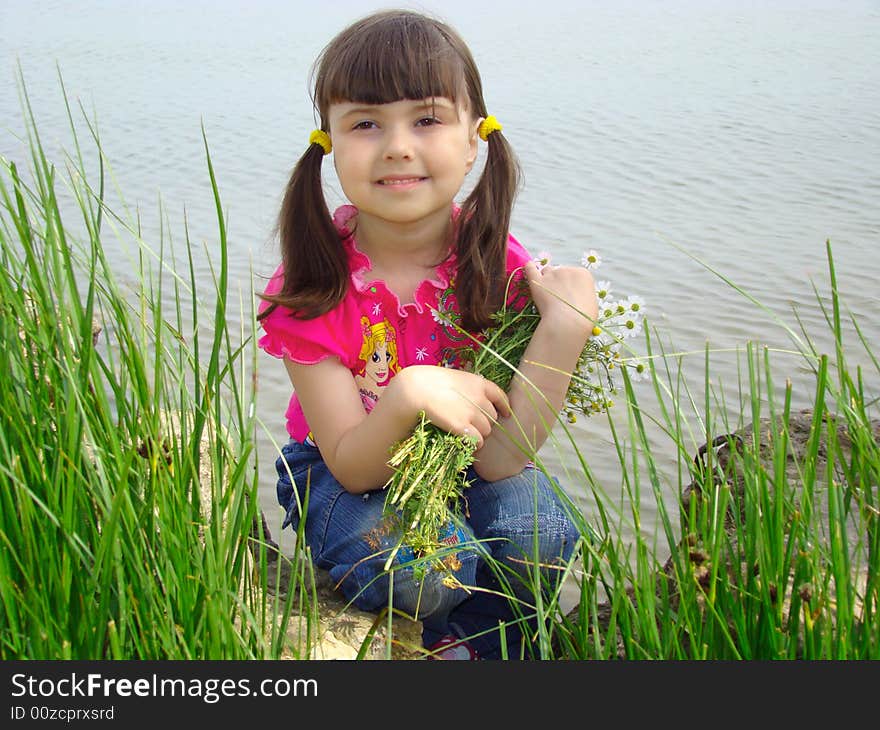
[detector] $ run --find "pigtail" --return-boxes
[455,130,522,331]
[257,140,348,321]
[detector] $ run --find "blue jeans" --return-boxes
[274,440,580,659]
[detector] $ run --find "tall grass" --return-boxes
[0,75,302,659]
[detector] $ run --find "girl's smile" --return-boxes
[376,175,428,187]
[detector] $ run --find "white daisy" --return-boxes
[624,358,650,382]
[595,280,613,301]
[415,347,428,361]
[621,317,644,339]
[622,295,645,315]
[533,251,552,270]
[431,307,452,327]
[581,250,601,270]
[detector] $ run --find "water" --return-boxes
[2,0,878,562]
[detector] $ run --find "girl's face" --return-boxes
[327,97,480,233]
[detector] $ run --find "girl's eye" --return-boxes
[415,116,440,127]
[371,352,380,363]
[386,351,392,361]
[353,120,377,130]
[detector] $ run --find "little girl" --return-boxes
[257,9,598,660]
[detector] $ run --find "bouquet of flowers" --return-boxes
[382,251,647,575]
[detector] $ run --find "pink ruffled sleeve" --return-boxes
[506,232,533,272]
[257,266,357,368]
[503,233,534,301]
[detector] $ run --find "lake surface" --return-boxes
[2,0,878,566]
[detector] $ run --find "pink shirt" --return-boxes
[258,205,533,443]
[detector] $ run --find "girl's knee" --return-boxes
[489,519,578,604]
[470,468,581,578]
[493,511,579,571]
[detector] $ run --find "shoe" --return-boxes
[426,634,479,660]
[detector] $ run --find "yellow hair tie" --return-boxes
[478,115,503,141]
[309,129,332,154]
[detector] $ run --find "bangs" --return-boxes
[313,12,468,114]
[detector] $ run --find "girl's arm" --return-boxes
[471,260,598,482]
[285,358,511,494]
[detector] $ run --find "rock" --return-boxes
[670,408,877,597]
[568,408,879,657]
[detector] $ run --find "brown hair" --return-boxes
[259,9,521,331]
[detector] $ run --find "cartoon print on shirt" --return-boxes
[355,316,400,410]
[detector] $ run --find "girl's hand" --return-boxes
[393,365,511,448]
[523,260,598,338]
